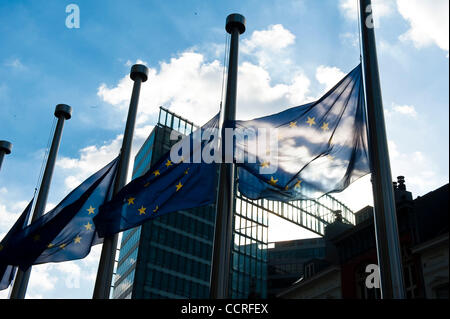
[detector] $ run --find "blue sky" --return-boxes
[0,0,448,298]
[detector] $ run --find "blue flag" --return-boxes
[0,199,33,290]
[234,64,369,201]
[0,157,118,270]
[94,113,220,238]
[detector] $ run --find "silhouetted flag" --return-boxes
[0,199,33,290]
[234,64,369,201]
[94,113,220,238]
[0,158,118,270]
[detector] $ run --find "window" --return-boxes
[304,263,315,278]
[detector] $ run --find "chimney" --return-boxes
[394,175,413,203]
[397,176,406,191]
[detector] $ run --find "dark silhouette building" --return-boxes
[267,238,326,297]
[277,179,449,299]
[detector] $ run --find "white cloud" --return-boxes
[243,24,295,52]
[125,59,147,67]
[388,140,399,158]
[97,49,313,126]
[339,0,395,24]
[315,65,346,92]
[237,62,312,119]
[340,32,360,48]
[56,124,153,192]
[24,255,103,298]
[98,53,223,126]
[378,39,410,68]
[388,140,446,197]
[397,0,449,54]
[241,24,298,82]
[0,187,29,237]
[56,136,123,190]
[392,103,417,117]
[4,58,25,70]
[28,264,58,293]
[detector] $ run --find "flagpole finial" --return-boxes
[130,64,149,82]
[0,140,12,155]
[54,104,72,120]
[226,13,246,34]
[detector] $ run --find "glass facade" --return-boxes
[113,107,267,299]
[231,195,268,298]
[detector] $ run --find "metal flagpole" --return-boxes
[93,64,148,299]
[10,104,72,299]
[359,0,406,299]
[209,13,245,299]
[0,140,13,173]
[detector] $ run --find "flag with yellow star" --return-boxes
[0,199,33,290]
[94,113,220,238]
[234,64,370,201]
[0,157,118,270]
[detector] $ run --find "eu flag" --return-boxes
[0,157,118,270]
[234,64,369,201]
[0,199,33,290]
[94,113,220,238]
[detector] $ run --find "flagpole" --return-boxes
[0,140,13,173]
[92,64,148,299]
[209,13,245,299]
[10,104,72,299]
[359,0,406,299]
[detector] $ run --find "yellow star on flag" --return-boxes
[87,206,95,215]
[306,117,316,126]
[321,122,329,131]
[184,168,189,175]
[144,181,151,187]
[269,176,278,185]
[176,181,183,192]
[84,221,93,231]
[153,205,159,213]
[47,243,54,248]
[260,161,270,168]
[127,197,135,205]
[289,121,297,128]
[138,206,146,215]
[165,160,173,168]
[74,236,82,244]
[153,170,160,177]
[294,179,302,189]
[59,243,67,249]
[327,154,335,161]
